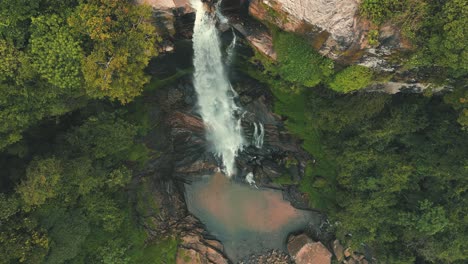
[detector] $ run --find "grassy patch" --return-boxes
[128,143,151,166]
[273,174,296,185]
[133,236,179,264]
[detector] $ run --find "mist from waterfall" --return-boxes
[191,0,244,176]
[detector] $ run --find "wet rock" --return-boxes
[167,88,185,105]
[332,240,345,262]
[169,112,205,132]
[287,234,332,264]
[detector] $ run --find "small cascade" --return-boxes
[252,122,265,149]
[245,172,258,188]
[226,30,237,64]
[215,0,229,24]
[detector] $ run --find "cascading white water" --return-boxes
[215,0,229,24]
[226,30,237,64]
[252,122,264,148]
[191,0,244,177]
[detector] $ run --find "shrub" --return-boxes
[328,65,373,93]
[273,30,334,87]
[360,0,396,24]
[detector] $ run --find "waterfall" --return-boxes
[191,0,244,177]
[215,0,229,24]
[252,122,264,148]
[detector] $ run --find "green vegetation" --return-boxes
[360,0,467,76]
[272,30,334,87]
[1,0,466,263]
[252,29,377,94]
[0,0,158,151]
[248,61,467,262]
[244,3,467,261]
[328,66,373,93]
[367,29,379,46]
[0,1,177,263]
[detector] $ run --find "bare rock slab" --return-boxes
[287,234,331,264]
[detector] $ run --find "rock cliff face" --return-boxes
[245,0,412,66]
[248,0,363,58]
[250,0,359,48]
[138,0,193,12]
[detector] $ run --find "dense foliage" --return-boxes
[0,1,172,263]
[328,66,373,93]
[247,62,467,263]
[244,2,467,261]
[306,91,467,264]
[272,30,334,87]
[1,0,466,263]
[360,0,467,76]
[0,0,158,151]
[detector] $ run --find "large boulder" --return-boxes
[287,234,331,264]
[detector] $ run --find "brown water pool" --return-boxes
[184,173,320,261]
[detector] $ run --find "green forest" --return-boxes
[0,0,467,263]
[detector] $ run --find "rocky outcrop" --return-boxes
[136,170,230,263]
[250,0,359,47]
[329,240,371,264]
[248,0,362,57]
[137,0,195,51]
[232,20,277,60]
[365,81,447,94]
[243,0,413,68]
[176,216,229,264]
[138,0,193,13]
[287,234,332,264]
[240,250,292,263]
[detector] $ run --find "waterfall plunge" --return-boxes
[191,0,244,177]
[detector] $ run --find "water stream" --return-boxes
[252,122,264,148]
[192,0,244,176]
[187,1,316,261]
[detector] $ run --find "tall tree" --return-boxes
[69,0,159,103]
